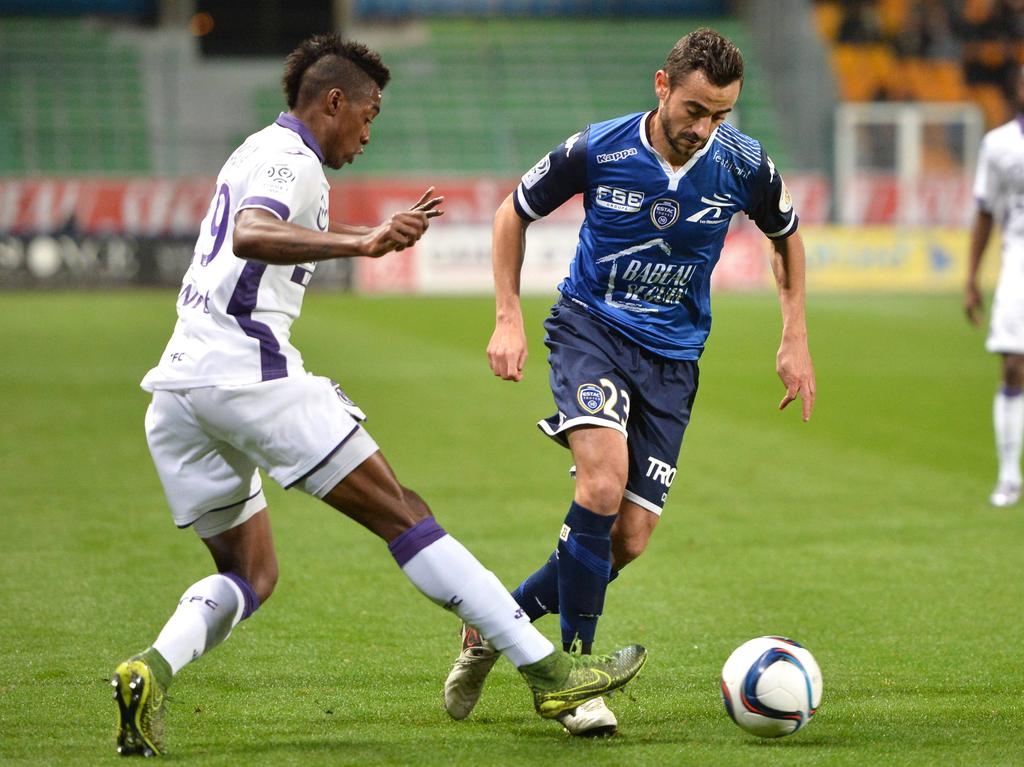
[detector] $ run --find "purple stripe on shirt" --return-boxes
[275,112,325,164]
[388,517,448,567]
[239,195,290,221]
[223,572,261,620]
[226,260,287,381]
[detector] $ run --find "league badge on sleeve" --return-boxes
[577,383,606,414]
[522,155,551,189]
[779,181,793,213]
[650,198,681,230]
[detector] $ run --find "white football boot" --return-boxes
[990,480,1022,507]
[444,624,501,719]
[557,696,618,737]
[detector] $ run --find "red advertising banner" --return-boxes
[0,173,829,290]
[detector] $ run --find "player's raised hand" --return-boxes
[409,186,445,219]
[777,337,815,421]
[964,281,984,326]
[487,316,528,382]
[363,190,445,257]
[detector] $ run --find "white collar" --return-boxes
[639,110,718,191]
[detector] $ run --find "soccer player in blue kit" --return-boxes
[110,34,646,757]
[445,28,815,736]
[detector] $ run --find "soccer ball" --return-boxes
[720,636,822,738]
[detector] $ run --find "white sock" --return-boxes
[151,574,250,674]
[389,519,555,667]
[994,388,1024,485]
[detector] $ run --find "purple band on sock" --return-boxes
[223,572,260,620]
[1001,386,1023,397]
[387,517,447,567]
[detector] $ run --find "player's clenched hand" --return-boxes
[363,188,445,257]
[964,281,984,326]
[487,317,528,382]
[777,337,815,421]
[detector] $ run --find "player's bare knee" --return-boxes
[575,474,627,515]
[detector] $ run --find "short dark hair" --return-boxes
[663,28,744,89]
[282,34,390,109]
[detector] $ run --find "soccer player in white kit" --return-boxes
[111,34,645,757]
[965,67,1024,507]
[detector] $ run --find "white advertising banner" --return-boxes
[415,222,578,295]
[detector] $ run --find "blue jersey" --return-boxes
[514,111,798,360]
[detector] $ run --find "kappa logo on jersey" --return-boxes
[596,147,639,164]
[564,131,583,157]
[685,193,736,224]
[522,155,551,189]
[650,198,681,229]
[596,185,645,213]
[577,383,606,413]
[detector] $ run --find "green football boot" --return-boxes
[112,657,167,757]
[520,644,646,719]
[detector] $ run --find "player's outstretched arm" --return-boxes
[487,194,530,382]
[234,188,444,265]
[770,232,815,421]
[965,209,993,326]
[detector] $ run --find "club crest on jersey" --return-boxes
[577,383,605,414]
[650,198,680,229]
[331,380,356,406]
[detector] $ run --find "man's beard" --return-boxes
[660,111,704,157]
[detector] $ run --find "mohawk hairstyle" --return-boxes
[282,34,390,109]
[664,28,744,89]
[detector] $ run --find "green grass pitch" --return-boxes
[1,290,1022,765]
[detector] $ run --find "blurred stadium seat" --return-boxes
[816,0,1022,129]
[0,18,150,174]
[247,19,789,176]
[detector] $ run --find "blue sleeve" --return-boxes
[745,152,799,239]
[512,127,590,221]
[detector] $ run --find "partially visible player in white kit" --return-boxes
[110,34,645,758]
[965,66,1024,508]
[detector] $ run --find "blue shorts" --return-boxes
[538,298,699,515]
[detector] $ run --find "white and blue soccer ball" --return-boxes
[720,636,822,738]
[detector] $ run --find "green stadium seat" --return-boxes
[0,18,151,175]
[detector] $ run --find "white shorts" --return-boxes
[145,374,379,537]
[987,287,1024,354]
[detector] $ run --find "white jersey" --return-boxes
[142,114,330,391]
[975,117,1024,296]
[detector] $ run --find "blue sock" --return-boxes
[511,554,621,627]
[556,502,616,649]
[512,551,559,621]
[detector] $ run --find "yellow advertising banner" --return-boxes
[799,226,1001,292]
